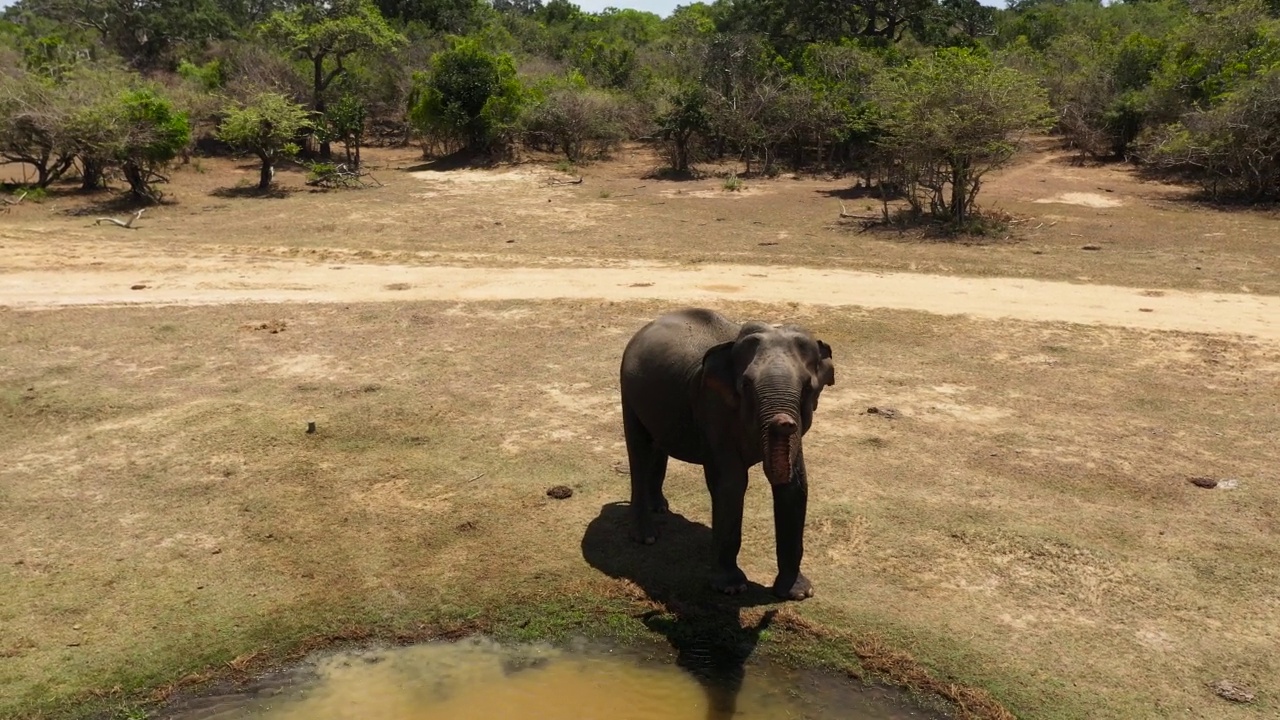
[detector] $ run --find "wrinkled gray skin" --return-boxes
[619,308,835,600]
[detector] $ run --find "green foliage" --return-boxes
[176,59,226,92]
[1145,0,1280,114]
[408,36,527,153]
[1138,65,1280,201]
[260,0,405,69]
[665,4,717,38]
[874,47,1054,223]
[321,91,369,166]
[376,0,492,35]
[654,84,709,173]
[797,41,887,152]
[112,89,193,201]
[306,161,340,183]
[570,33,637,88]
[19,0,237,68]
[217,92,312,189]
[259,0,406,159]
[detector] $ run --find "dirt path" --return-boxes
[3,251,1278,340]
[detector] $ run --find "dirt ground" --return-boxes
[2,139,1279,719]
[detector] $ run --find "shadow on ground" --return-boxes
[581,501,781,720]
[401,148,502,174]
[210,185,297,200]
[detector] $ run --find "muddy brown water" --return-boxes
[164,636,939,720]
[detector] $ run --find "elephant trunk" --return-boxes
[755,376,801,486]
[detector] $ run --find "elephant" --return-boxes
[618,308,835,600]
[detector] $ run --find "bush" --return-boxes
[0,69,76,187]
[1042,32,1164,160]
[523,77,625,162]
[654,84,709,174]
[1136,67,1280,202]
[320,91,368,167]
[408,36,527,155]
[176,59,226,91]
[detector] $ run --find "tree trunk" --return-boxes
[122,162,156,202]
[80,157,104,191]
[951,161,968,224]
[313,56,332,161]
[258,153,274,190]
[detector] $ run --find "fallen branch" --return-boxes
[306,163,381,189]
[839,201,882,221]
[94,209,145,229]
[549,176,584,185]
[2,190,28,206]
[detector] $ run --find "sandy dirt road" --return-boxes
[2,247,1277,340]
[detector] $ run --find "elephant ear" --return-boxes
[700,340,739,409]
[816,339,835,388]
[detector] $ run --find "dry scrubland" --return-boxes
[2,139,1280,720]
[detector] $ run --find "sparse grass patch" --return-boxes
[2,299,1277,720]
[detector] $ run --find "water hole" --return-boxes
[165,636,941,720]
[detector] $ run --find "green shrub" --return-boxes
[408,36,528,155]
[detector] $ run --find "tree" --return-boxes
[217,92,312,190]
[56,63,137,191]
[722,0,936,51]
[655,84,709,173]
[873,47,1054,224]
[114,89,192,202]
[16,0,237,68]
[796,42,885,173]
[69,87,191,202]
[319,89,367,168]
[0,69,75,187]
[408,36,527,154]
[259,0,404,159]
[376,0,490,34]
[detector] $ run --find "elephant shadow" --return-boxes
[580,501,781,720]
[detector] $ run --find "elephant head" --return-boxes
[700,321,835,486]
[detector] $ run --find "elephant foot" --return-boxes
[650,494,670,514]
[710,566,749,595]
[772,573,813,601]
[629,520,658,545]
[630,506,659,545]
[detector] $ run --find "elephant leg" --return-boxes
[770,448,812,600]
[650,458,670,514]
[623,403,666,544]
[705,462,749,595]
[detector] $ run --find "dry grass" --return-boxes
[3,137,1280,294]
[2,299,1278,719]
